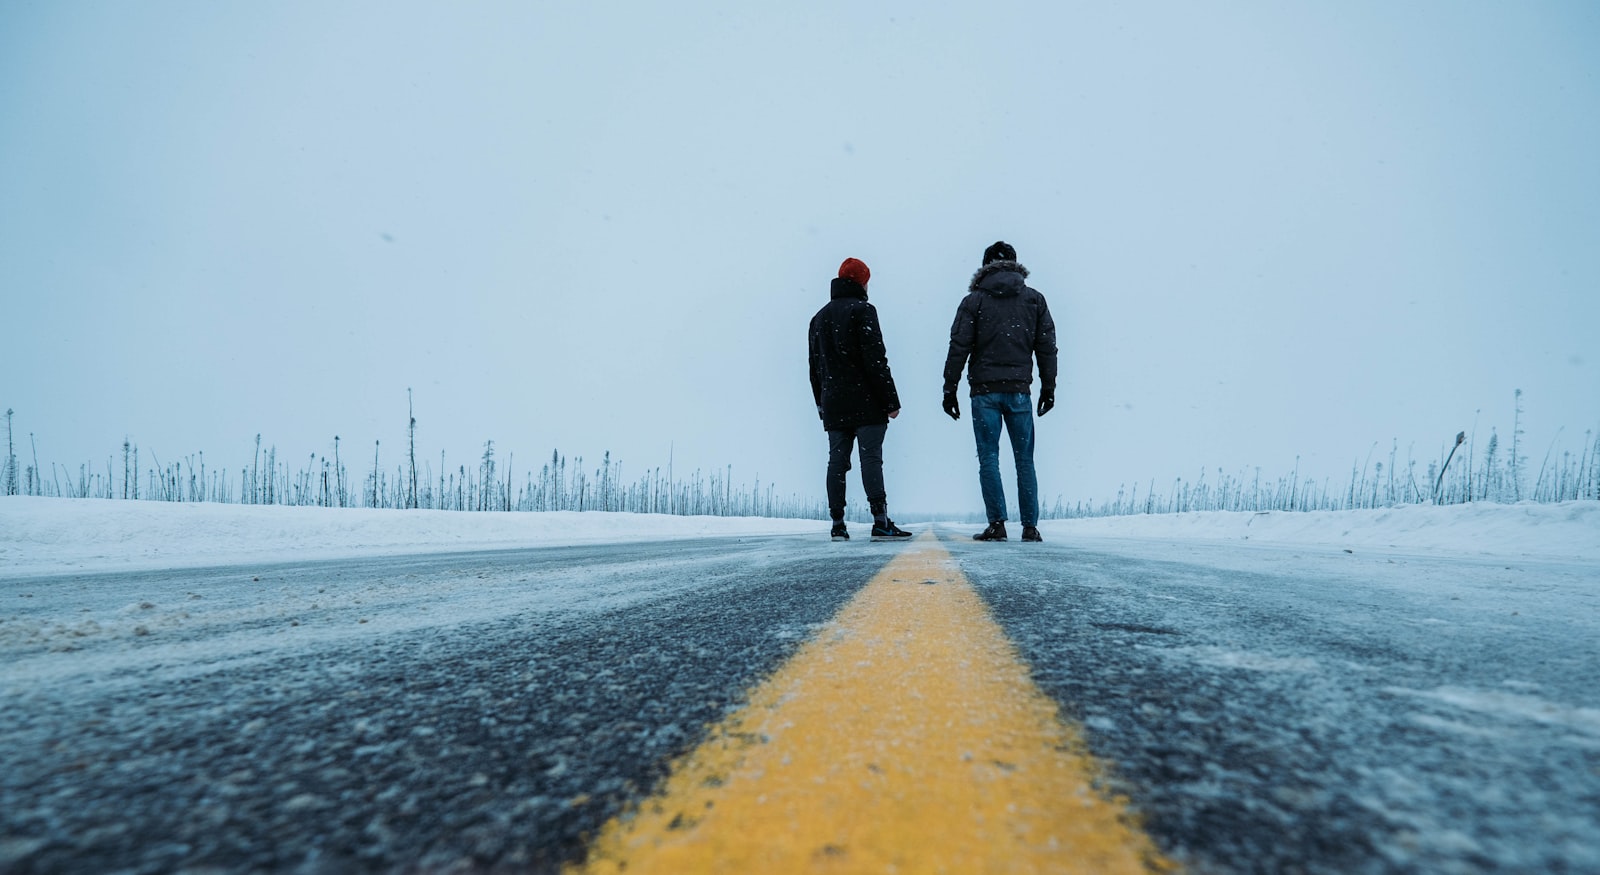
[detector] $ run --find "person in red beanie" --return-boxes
[808,257,913,541]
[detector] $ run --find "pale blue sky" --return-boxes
[3,1,1596,514]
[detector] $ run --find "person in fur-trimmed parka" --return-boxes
[809,257,912,541]
[942,240,1058,542]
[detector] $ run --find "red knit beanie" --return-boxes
[838,257,870,287]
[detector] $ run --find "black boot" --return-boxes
[830,521,849,541]
[973,521,1008,541]
[1022,525,1043,542]
[871,519,913,540]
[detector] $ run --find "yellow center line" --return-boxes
[568,531,1176,874]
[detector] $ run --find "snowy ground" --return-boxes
[0,496,822,579]
[1040,500,1600,563]
[2,496,1597,872]
[3,495,1595,580]
[3,497,1594,670]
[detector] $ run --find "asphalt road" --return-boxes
[3,530,1596,873]
[952,535,1600,874]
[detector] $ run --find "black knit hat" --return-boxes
[982,240,1017,265]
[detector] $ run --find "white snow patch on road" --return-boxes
[1168,645,1320,674]
[1386,685,1600,738]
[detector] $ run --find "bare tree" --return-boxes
[4,409,17,496]
[407,389,419,509]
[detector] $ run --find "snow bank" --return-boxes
[2,497,1596,579]
[0,496,821,579]
[1039,501,1600,562]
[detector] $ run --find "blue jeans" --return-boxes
[971,393,1038,526]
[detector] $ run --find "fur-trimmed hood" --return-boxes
[969,260,1030,297]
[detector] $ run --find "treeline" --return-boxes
[2,408,843,520]
[6,392,1597,522]
[1045,393,1598,519]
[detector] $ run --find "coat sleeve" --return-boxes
[855,303,901,413]
[1035,295,1059,393]
[943,295,977,396]
[808,315,824,412]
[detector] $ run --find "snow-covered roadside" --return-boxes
[0,496,822,579]
[1038,501,1600,563]
[2,496,1597,580]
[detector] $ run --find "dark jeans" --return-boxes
[826,422,888,521]
[971,392,1038,526]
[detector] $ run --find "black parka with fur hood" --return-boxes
[943,260,1058,397]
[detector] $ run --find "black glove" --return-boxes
[942,392,961,421]
[1037,391,1055,417]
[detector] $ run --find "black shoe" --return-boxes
[871,519,913,540]
[830,522,849,541]
[1022,525,1043,542]
[973,521,1008,541]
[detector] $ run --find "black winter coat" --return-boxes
[943,261,1058,397]
[809,278,901,431]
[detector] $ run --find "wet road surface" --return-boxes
[3,529,1596,872]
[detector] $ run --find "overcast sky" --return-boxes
[3,1,1596,516]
